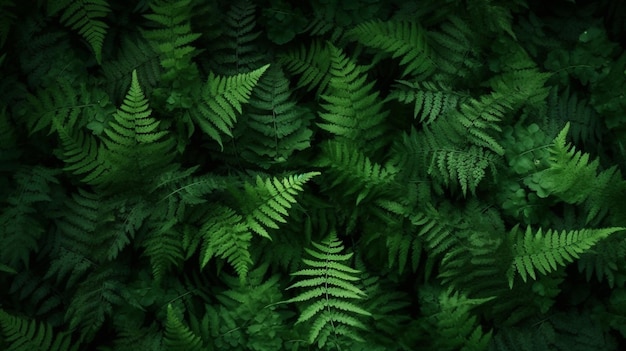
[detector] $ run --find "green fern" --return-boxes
[318,140,397,205]
[318,44,388,150]
[429,15,482,81]
[387,80,468,124]
[0,166,59,269]
[506,225,625,288]
[209,0,265,75]
[240,65,314,167]
[418,285,493,351]
[142,218,184,283]
[46,0,110,63]
[237,172,320,240]
[279,40,332,95]
[101,69,176,188]
[195,206,253,280]
[164,304,204,351]
[0,309,78,351]
[285,231,371,348]
[190,64,269,149]
[347,19,435,78]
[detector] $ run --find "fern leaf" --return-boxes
[241,65,314,167]
[0,166,59,268]
[279,40,332,95]
[56,126,109,185]
[0,310,78,351]
[102,70,175,187]
[318,141,396,205]
[388,80,467,124]
[241,172,320,240]
[47,0,110,63]
[142,218,184,283]
[348,20,434,78]
[198,206,253,280]
[318,44,389,150]
[209,0,264,75]
[191,64,269,148]
[164,305,204,351]
[506,225,625,288]
[285,231,371,347]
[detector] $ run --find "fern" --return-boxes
[164,304,204,351]
[318,140,396,205]
[142,218,184,283]
[195,206,253,280]
[387,80,468,124]
[429,15,482,81]
[0,166,59,269]
[318,44,389,150]
[418,285,493,351]
[240,64,314,167]
[506,225,624,288]
[101,69,176,188]
[190,64,269,149]
[0,309,79,351]
[46,0,110,63]
[236,172,320,240]
[347,19,435,78]
[279,40,332,95]
[209,0,265,75]
[285,231,371,348]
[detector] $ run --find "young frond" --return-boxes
[347,20,435,78]
[47,0,110,63]
[191,64,269,149]
[285,231,371,347]
[506,225,625,288]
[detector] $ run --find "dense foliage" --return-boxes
[1,0,626,350]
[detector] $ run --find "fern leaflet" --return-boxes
[0,309,78,351]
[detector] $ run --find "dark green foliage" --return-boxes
[2,1,626,350]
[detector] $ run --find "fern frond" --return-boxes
[241,65,314,167]
[190,64,269,149]
[240,172,320,240]
[142,218,184,283]
[55,126,109,185]
[164,305,203,351]
[285,231,371,347]
[279,40,331,94]
[65,263,128,342]
[197,206,253,280]
[318,141,396,205]
[209,0,264,75]
[101,70,175,187]
[388,80,467,124]
[452,93,508,156]
[318,44,389,150]
[347,20,435,78]
[418,285,493,351]
[0,309,78,351]
[142,0,201,81]
[506,225,624,288]
[47,0,110,63]
[100,36,162,102]
[429,16,481,81]
[0,166,59,268]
